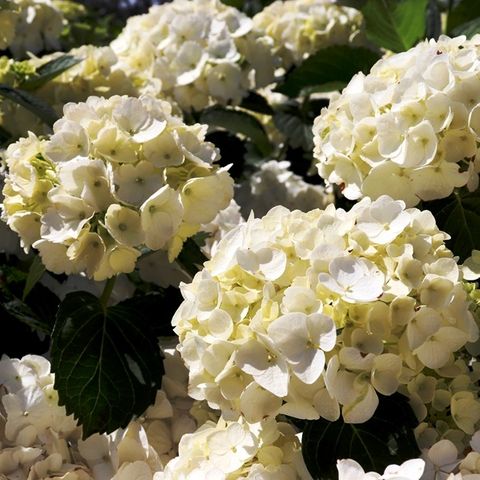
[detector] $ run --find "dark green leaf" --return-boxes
[273,102,314,151]
[177,237,207,277]
[221,0,275,15]
[200,106,273,157]
[427,189,480,262]
[20,55,83,91]
[22,255,45,301]
[276,46,381,97]
[302,393,419,480]
[0,299,50,357]
[337,0,367,7]
[191,231,210,248]
[118,288,183,338]
[206,131,247,180]
[0,85,59,127]
[0,125,12,145]
[220,0,243,8]
[51,291,164,437]
[1,295,52,335]
[451,17,480,38]
[362,0,429,52]
[0,255,58,336]
[274,111,313,151]
[447,0,480,33]
[300,82,349,97]
[25,283,60,333]
[426,0,442,40]
[239,91,274,115]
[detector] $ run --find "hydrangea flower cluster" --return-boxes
[411,430,480,479]
[0,355,80,473]
[111,0,276,111]
[411,356,480,453]
[1,94,233,279]
[337,458,425,480]
[173,195,478,424]
[0,0,65,58]
[236,160,333,218]
[252,0,367,69]
[159,416,310,479]
[0,349,206,480]
[0,45,147,139]
[313,35,480,207]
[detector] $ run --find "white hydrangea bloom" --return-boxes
[1,95,234,279]
[236,160,333,218]
[421,439,461,479]
[0,354,89,480]
[462,251,480,281]
[111,0,276,111]
[313,35,480,206]
[253,0,367,69]
[173,196,478,423]
[337,458,425,480]
[408,359,480,479]
[159,416,310,479]
[0,0,65,58]
[0,45,153,140]
[0,348,205,479]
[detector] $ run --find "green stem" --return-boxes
[100,276,116,309]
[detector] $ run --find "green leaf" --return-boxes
[51,291,164,437]
[337,0,367,7]
[0,84,59,127]
[220,0,243,8]
[22,255,45,301]
[0,255,58,335]
[220,0,275,15]
[447,0,480,33]
[0,125,12,145]
[274,111,313,151]
[206,131,247,180]
[426,0,442,40]
[362,0,429,52]
[273,101,314,151]
[200,106,273,157]
[118,288,183,338]
[427,189,480,262]
[302,393,420,480]
[177,237,207,277]
[20,55,83,91]
[451,17,480,38]
[239,91,274,115]
[299,82,349,97]
[276,46,381,97]
[1,295,52,335]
